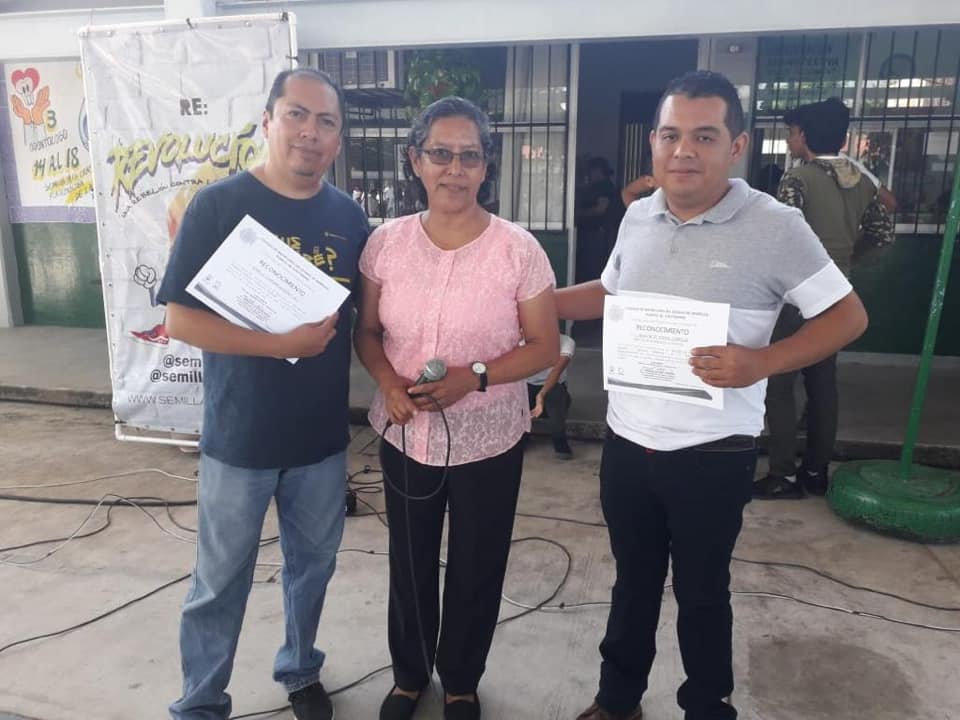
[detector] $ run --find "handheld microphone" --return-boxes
[382,358,447,432]
[413,358,447,386]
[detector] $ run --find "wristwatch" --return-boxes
[471,361,488,392]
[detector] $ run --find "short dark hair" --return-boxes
[783,97,850,154]
[653,70,745,138]
[265,68,346,130]
[403,96,497,208]
[587,157,613,177]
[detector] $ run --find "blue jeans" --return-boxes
[169,452,346,720]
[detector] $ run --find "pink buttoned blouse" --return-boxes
[359,213,556,466]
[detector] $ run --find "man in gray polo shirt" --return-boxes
[557,71,867,720]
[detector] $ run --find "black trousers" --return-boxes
[380,438,524,695]
[527,381,572,440]
[596,432,756,720]
[764,305,839,477]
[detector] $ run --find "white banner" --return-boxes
[0,60,95,222]
[80,14,297,438]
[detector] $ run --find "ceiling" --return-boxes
[0,0,162,13]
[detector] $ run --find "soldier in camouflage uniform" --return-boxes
[754,97,895,499]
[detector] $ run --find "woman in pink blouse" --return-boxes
[355,96,559,720]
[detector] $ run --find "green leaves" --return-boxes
[404,50,482,114]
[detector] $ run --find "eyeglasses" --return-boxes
[418,147,485,169]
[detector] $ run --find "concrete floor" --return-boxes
[1,403,958,720]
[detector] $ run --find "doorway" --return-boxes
[572,38,698,347]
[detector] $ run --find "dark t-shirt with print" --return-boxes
[157,171,369,469]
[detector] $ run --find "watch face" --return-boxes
[472,362,487,374]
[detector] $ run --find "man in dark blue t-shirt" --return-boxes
[158,69,368,720]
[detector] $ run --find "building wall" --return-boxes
[850,236,960,355]
[5,0,960,61]
[699,35,760,180]
[217,1,960,53]
[13,223,103,327]
[0,161,23,327]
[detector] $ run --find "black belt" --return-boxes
[690,435,758,452]
[609,429,757,453]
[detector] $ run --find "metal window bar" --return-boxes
[911,30,939,236]
[838,32,852,106]
[527,46,535,228]
[850,31,870,209]
[510,45,518,222]
[795,34,808,108]
[935,38,960,235]
[751,29,960,232]
[491,44,570,231]
[358,105,369,217]
[375,99,385,220]
[935,51,960,236]
[898,29,936,235]
[816,33,828,102]
[877,30,916,227]
[771,35,786,174]
[749,46,764,189]
[857,30,875,153]
[854,33,868,118]
[890,30,918,235]
[545,44,552,231]
[561,44,571,233]
[879,31,900,225]
[313,45,570,230]
[772,34,786,115]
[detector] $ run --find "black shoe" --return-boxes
[444,694,481,720]
[799,465,829,496]
[289,682,334,720]
[575,701,643,719]
[752,473,804,499]
[380,687,421,720]
[553,437,573,457]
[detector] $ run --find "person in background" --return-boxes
[842,152,897,213]
[621,173,658,207]
[528,332,576,457]
[576,157,627,281]
[752,162,783,197]
[755,97,894,500]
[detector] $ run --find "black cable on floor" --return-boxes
[511,508,960,612]
[0,504,116,553]
[5,463,959,720]
[494,536,572,627]
[0,573,191,656]
[0,493,197,507]
[731,555,960,612]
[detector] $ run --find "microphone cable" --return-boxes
[379,393,451,502]
[378,392,453,704]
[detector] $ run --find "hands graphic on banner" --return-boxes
[10,68,50,144]
[133,265,159,307]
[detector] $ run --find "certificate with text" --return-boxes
[603,293,730,409]
[186,214,349,362]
